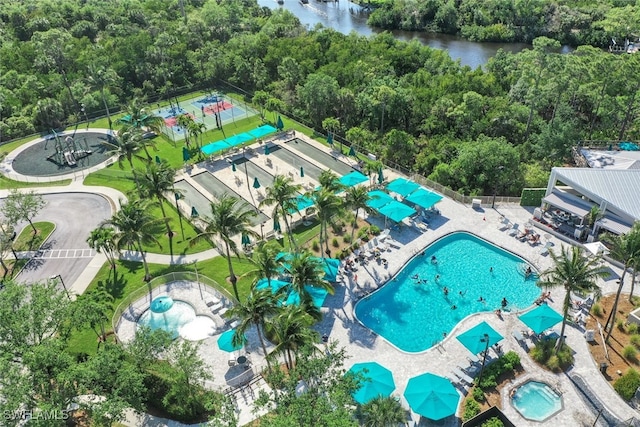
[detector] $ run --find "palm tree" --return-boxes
[136,161,176,243]
[86,64,119,130]
[364,160,383,187]
[541,246,608,352]
[359,396,406,427]
[227,288,279,368]
[318,169,344,193]
[602,222,640,341]
[105,199,166,281]
[288,251,334,313]
[260,174,302,251]
[176,113,195,146]
[312,188,343,255]
[188,120,206,149]
[87,226,119,284]
[244,242,282,290]
[267,305,319,370]
[190,195,259,300]
[120,97,163,135]
[102,129,147,193]
[345,186,374,243]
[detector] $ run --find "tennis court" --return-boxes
[153,93,258,142]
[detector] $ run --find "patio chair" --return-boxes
[205,295,220,307]
[540,242,552,256]
[508,223,520,236]
[452,367,474,385]
[378,229,390,241]
[497,217,511,231]
[210,302,224,313]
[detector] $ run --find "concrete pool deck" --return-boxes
[3,131,639,426]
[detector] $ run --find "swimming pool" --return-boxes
[511,381,563,422]
[354,232,540,352]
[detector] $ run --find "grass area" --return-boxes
[13,221,56,251]
[66,256,256,356]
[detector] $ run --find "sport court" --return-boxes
[154,94,258,142]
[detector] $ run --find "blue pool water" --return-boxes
[354,232,540,352]
[512,381,563,421]
[138,300,196,339]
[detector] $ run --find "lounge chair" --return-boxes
[497,217,511,231]
[210,302,224,313]
[512,330,525,344]
[540,242,552,256]
[508,223,520,236]
[205,295,220,307]
[452,367,474,385]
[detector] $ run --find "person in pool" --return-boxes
[431,255,438,264]
[501,297,508,308]
[443,287,449,296]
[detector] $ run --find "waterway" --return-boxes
[258,0,532,68]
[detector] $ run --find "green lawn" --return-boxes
[13,221,55,251]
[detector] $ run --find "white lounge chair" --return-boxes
[210,302,224,313]
[540,242,552,256]
[508,223,520,236]
[497,217,511,231]
[205,295,220,307]
[452,367,474,385]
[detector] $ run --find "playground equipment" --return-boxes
[46,131,92,167]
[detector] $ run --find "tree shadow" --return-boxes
[101,269,127,300]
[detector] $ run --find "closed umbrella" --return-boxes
[456,321,503,355]
[217,329,246,352]
[518,304,564,335]
[347,362,396,404]
[378,167,384,184]
[404,373,459,420]
[231,161,236,172]
[264,144,270,155]
[276,115,284,130]
[182,146,190,162]
[327,133,333,146]
[300,166,304,177]
[349,146,356,157]
[253,177,261,189]
[190,206,199,218]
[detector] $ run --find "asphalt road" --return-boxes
[3,193,112,287]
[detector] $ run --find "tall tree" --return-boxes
[119,98,163,135]
[540,246,608,352]
[102,129,147,193]
[87,226,119,284]
[244,242,281,290]
[190,195,259,300]
[312,188,343,255]
[345,186,373,242]
[260,174,302,252]
[86,64,119,130]
[136,161,177,250]
[358,396,406,427]
[72,288,114,347]
[104,199,166,281]
[267,305,319,370]
[288,251,334,309]
[1,190,46,234]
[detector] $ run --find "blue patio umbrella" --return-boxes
[405,188,443,210]
[190,206,199,218]
[288,195,314,213]
[349,146,356,157]
[276,115,284,130]
[321,258,340,282]
[377,201,416,223]
[404,373,459,420]
[378,168,384,184]
[182,146,191,162]
[248,124,278,138]
[155,155,161,164]
[387,177,420,197]
[286,285,329,308]
[201,140,232,155]
[231,161,236,172]
[518,304,564,335]
[347,362,396,404]
[327,133,333,146]
[300,166,304,177]
[339,171,368,187]
[217,329,246,352]
[456,321,503,355]
[253,177,261,189]
[366,190,394,209]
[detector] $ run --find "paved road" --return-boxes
[5,193,112,287]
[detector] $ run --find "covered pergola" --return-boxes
[543,168,639,235]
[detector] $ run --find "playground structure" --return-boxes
[46,131,92,167]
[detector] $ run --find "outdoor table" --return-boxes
[237,355,248,365]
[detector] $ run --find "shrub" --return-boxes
[311,240,320,252]
[481,418,505,427]
[614,369,640,401]
[357,227,369,238]
[343,234,352,244]
[477,351,521,390]
[591,303,603,317]
[530,339,573,372]
[623,345,638,362]
[332,237,339,248]
[472,386,485,402]
[631,334,640,348]
[369,225,381,235]
[617,319,627,332]
[629,323,639,335]
[462,398,481,421]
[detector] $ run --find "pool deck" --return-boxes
[3,130,640,426]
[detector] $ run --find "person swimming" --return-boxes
[443,287,449,296]
[431,255,437,264]
[451,305,457,310]
[435,274,440,283]
[411,274,419,280]
[501,297,508,308]
[478,296,484,302]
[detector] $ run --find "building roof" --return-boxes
[551,168,640,221]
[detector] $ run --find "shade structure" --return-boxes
[182,146,191,161]
[366,190,394,209]
[248,124,277,139]
[217,329,246,352]
[339,170,368,187]
[255,278,290,296]
[518,304,564,335]
[300,166,304,177]
[327,133,333,146]
[273,219,282,232]
[349,146,356,157]
[276,115,284,130]
[583,241,609,256]
[241,233,251,246]
[405,188,443,210]
[155,155,161,164]
[288,194,314,213]
[201,140,231,155]
[321,258,340,282]
[387,177,420,197]
[253,177,261,189]
[264,144,270,155]
[231,161,236,172]
[456,321,504,355]
[404,373,459,420]
[377,201,416,223]
[190,206,199,218]
[378,168,384,184]
[347,362,396,405]
[225,133,253,147]
[286,285,329,308]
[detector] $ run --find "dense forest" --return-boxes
[367,0,639,45]
[0,0,639,197]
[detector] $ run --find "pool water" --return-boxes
[138,300,215,341]
[512,381,563,421]
[354,232,540,352]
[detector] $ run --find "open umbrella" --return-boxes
[182,146,191,162]
[349,146,356,157]
[327,133,333,146]
[300,166,304,177]
[377,168,384,184]
[253,177,261,189]
[241,233,251,246]
[231,161,236,172]
[583,241,609,256]
[518,304,564,335]
[456,321,503,354]
[403,372,459,420]
[347,362,396,404]
[155,155,161,164]
[190,206,199,218]
[276,115,284,130]
[217,329,246,352]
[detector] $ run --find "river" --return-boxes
[257,0,532,68]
